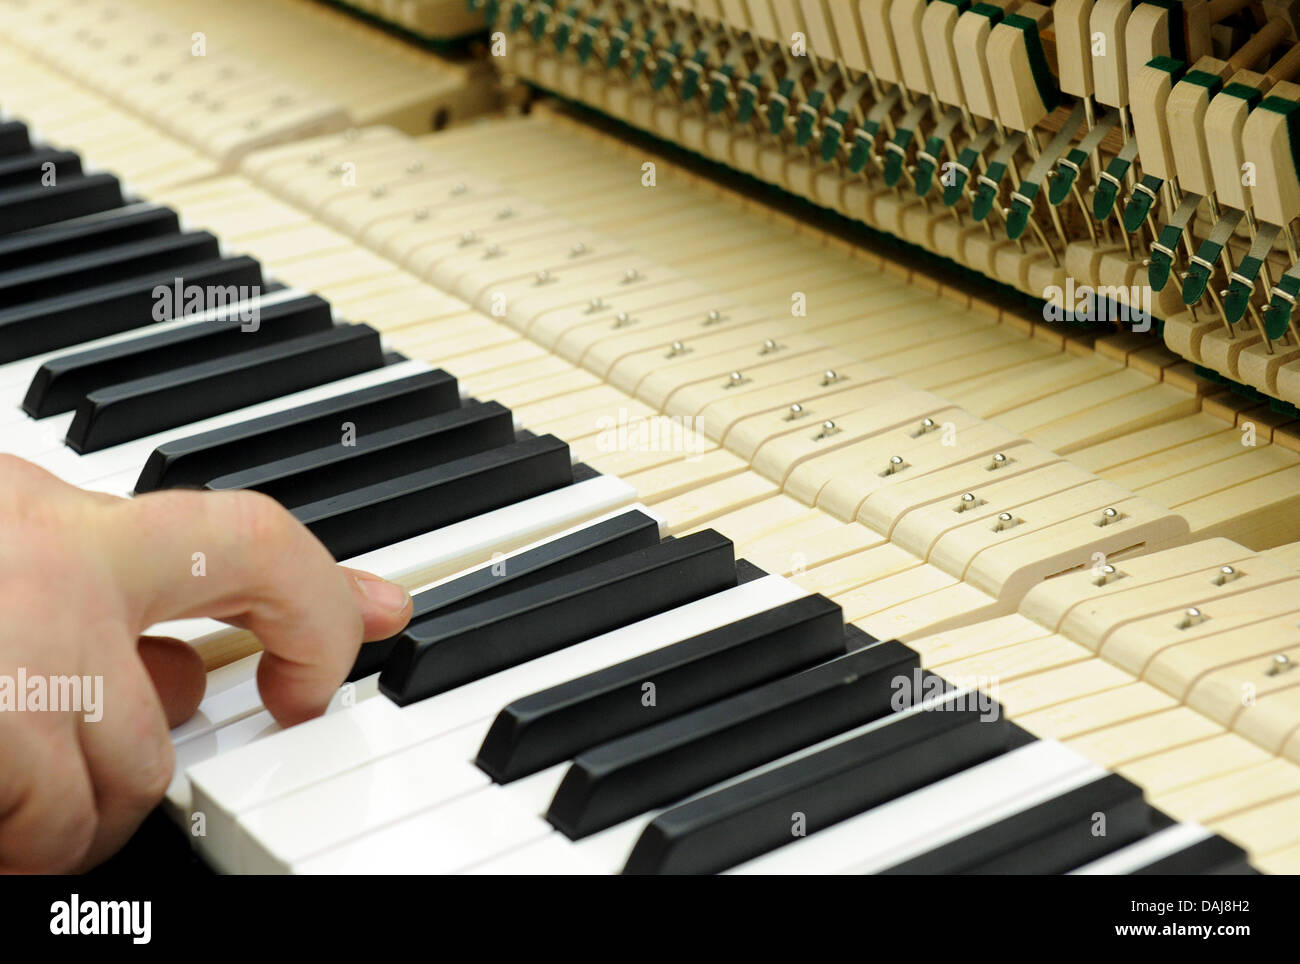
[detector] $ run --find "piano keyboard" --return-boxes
[3,0,1300,877]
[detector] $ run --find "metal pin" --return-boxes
[882,455,907,475]
[570,242,587,257]
[821,369,841,386]
[1266,653,1294,676]
[993,512,1018,532]
[407,161,423,174]
[535,269,552,285]
[989,452,1009,469]
[1097,507,1122,526]
[815,419,840,440]
[704,308,723,325]
[759,338,782,354]
[450,182,467,195]
[370,185,387,198]
[1093,564,1124,586]
[587,297,605,313]
[1212,565,1240,586]
[483,243,500,258]
[785,403,807,420]
[955,492,981,512]
[666,340,688,357]
[623,268,640,284]
[413,207,429,221]
[1178,607,1207,629]
[725,370,748,388]
[612,311,634,328]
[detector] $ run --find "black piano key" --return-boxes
[477,594,848,784]
[22,294,334,418]
[624,689,1015,874]
[349,509,662,681]
[205,400,517,507]
[295,433,576,562]
[0,205,180,271]
[545,641,920,839]
[0,255,262,364]
[134,369,461,493]
[0,120,31,157]
[0,148,82,193]
[0,231,220,308]
[378,529,739,706]
[65,323,383,453]
[0,173,124,236]
[1133,835,1256,875]
[881,772,1151,875]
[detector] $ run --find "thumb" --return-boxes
[137,635,207,728]
[341,568,413,643]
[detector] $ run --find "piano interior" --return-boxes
[4,0,1300,876]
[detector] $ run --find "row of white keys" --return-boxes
[193,575,809,873]
[289,695,1102,875]
[164,479,644,825]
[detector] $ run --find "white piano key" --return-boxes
[27,359,433,485]
[210,576,808,872]
[267,652,972,876]
[163,483,646,827]
[726,740,1104,874]
[295,789,547,875]
[1069,823,1214,875]
[459,832,601,875]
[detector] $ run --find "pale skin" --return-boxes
[0,454,413,873]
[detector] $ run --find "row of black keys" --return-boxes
[0,130,606,565]
[369,508,1253,875]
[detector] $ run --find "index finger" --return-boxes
[100,488,377,725]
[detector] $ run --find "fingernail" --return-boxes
[355,574,410,614]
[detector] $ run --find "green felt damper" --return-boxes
[1180,236,1222,304]
[1122,174,1163,233]
[848,124,879,173]
[1265,275,1300,340]
[795,90,827,147]
[1224,255,1264,325]
[943,146,979,207]
[680,52,709,101]
[769,78,796,135]
[606,18,632,68]
[883,128,914,187]
[709,65,735,113]
[821,109,849,161]
[912,135,945,196]
[1048,148,1086,205]
[1005,182,1041,239]
[971,160,1007,221]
